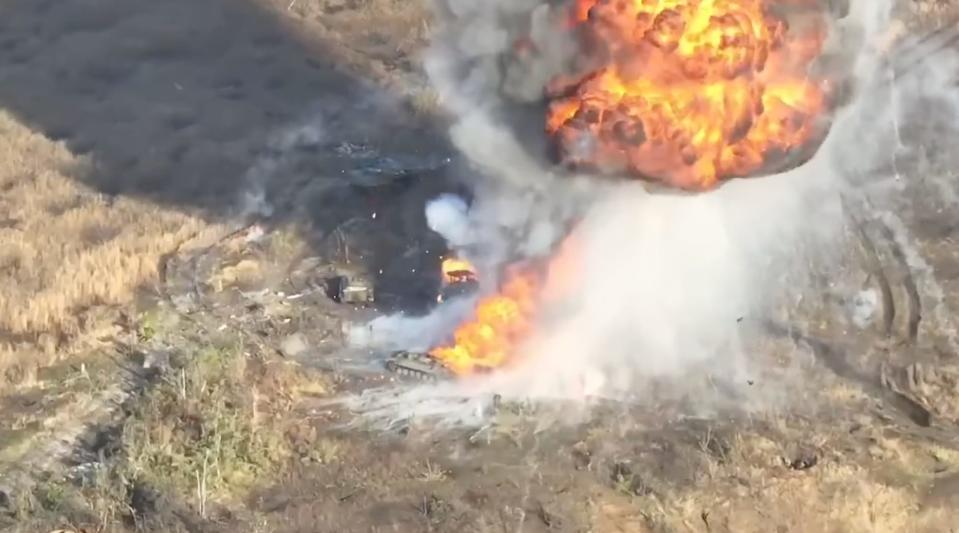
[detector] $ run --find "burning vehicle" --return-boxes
[385,0,845,382]
[437,257,479,303]
[384,256,483,380]
[385,259,542,380]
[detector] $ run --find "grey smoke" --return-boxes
[348,295,477,353]
[345,0,959,424]
[241,121,328,218]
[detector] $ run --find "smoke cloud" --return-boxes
[345,0,959,426]
[425,193,472,248]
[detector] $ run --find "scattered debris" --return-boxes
[571,441,592,470]
[788,453,819,471]
[535,501,563,528]
[610,461,652,496]
[280,333,310,358]
[850,289,879,328]
[141,349,172,377]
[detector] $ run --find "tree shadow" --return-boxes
[0,0,461,310]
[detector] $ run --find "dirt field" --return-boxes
[2,0,959,532]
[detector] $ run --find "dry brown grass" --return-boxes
[286,0,429,53]
[271,0,433,100]
[409,86,442,117]
[0,110,210,390]
[635,421,959,533]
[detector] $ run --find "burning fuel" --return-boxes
[437,256,480,304]
[429,265,540,375]
[381,258,537,378]
[547,0,831,190]
[440,257,477,285]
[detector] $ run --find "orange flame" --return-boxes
[547,0,829,190]
[430,266,539,375]
[440,257,478,285]
[429,234,585,376]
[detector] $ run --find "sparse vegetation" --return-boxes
[416,460,449,482]
[7,332,330,531]
[409,86,442,118]
[122,344,291,500]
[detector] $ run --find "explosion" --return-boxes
[547,0,831,190]
[428,235,584,376]
[429,265,540,375]
[426,0,836,377]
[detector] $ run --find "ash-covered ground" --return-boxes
[2,1,959,532]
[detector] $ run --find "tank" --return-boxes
[385,351,453,381]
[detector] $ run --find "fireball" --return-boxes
[428,0,834,377]
[547,0,831,190]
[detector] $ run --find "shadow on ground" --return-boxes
[0,0,461,310]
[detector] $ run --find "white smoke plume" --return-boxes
[425,193,473,248]
[345,0,959,426]
[347,295,477,353]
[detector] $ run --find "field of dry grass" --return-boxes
[0,0,440,395]
[269,0,440,115]
[2,0,959,531]
[0,110,211,391]
[641,425,959,532]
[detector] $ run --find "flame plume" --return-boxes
[430,267,539,375]
[428,1,835,376]
[547,0,830,190]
